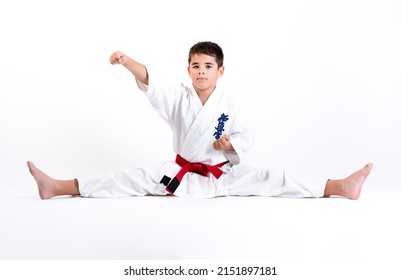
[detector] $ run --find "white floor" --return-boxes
[0,184,400,278]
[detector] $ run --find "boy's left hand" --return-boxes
[213,135,234,152]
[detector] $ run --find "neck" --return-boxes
[195,86,216,105]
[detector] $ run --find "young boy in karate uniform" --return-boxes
[27,42,373,199]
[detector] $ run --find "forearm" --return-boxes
[110,51,149,85]
[122,57,149,85]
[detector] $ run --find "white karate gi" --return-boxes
[78,74,326,198]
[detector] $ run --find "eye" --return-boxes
[206,65,213,69]
[192,65,199,69]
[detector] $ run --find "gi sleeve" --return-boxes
[135,70,181,125]
[224,100,255,165]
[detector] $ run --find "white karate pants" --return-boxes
[78,162,326,198]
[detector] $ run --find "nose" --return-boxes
[198,67,205,74]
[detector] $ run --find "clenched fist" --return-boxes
[213,135,234,152]
[110,51,128,65]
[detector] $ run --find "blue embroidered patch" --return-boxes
[213,113,229,140]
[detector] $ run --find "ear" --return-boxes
[218,66,225,77]
[187,66,191,76]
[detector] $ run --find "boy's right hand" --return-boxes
[110,51,128,65]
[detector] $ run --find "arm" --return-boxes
[110,51,149,85]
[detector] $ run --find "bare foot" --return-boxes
[325,163,373,199]
[27,161,57,199]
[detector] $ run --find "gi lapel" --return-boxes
[180,87,222,162]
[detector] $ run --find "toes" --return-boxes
[364,163,373,172]
[27,161,35,175]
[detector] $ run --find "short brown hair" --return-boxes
[188,41,224,68]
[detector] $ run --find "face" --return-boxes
[188,54,224,93]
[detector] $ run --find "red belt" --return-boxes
[160,154,228,194]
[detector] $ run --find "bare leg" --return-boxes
[324,163,373,200]
[27,161,80,199]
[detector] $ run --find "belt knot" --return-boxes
[161,154,227,194]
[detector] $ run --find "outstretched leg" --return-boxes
[324,163,373,200]
[27,161,80,199]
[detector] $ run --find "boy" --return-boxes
[28,42,373,199]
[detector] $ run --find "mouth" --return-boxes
[196,77,207,81]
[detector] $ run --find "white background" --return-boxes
[1,0,400,194]
[1,1,401,278]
